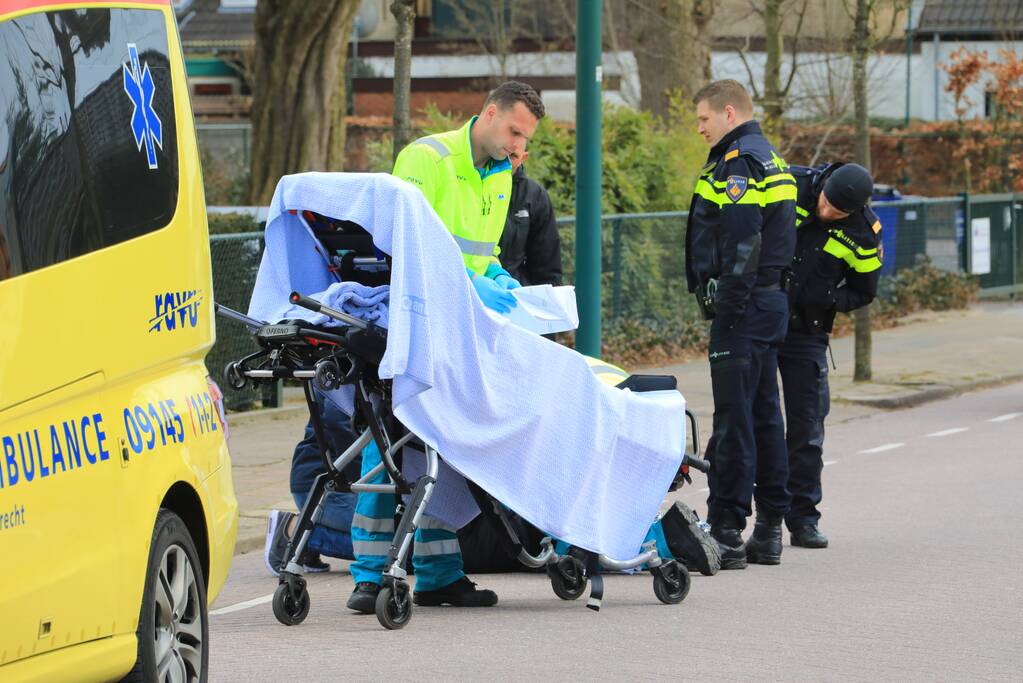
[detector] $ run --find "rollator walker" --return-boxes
[216,213,709,631]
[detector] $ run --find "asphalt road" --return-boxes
[207,382,1023,681]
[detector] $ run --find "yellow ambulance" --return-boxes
[0,1,237,680]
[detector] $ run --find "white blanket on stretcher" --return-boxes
[247,172,686,560]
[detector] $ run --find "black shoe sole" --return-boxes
[746,552,781,565]
[791,538,828,549]
[719,556,748,570]
[346,591,379,614]
[664,502,722,576]
[412,594,498,607]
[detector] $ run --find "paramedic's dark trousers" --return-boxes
[777,329,830,531]
[705,289,791,529]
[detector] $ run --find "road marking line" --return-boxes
[859,443,904,454]
[210,593,274,616]
[927,427,969,437]
[823,460,837,466]
[699,487,709,492]
[988,412,1022,423]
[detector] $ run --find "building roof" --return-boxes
[916,0,1023,38]
[178,0,255,50]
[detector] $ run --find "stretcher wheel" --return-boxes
[314,360,342,391]
[224,362,247,391]
[272,582,310,625]
[376,582,413,630]
[548,556,587,601]
[652,561,690,605]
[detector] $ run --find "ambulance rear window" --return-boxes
[0,8,178,281]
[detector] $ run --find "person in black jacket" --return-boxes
[498,151,562,286]
[684,79,797,569]
[781,163,881,549]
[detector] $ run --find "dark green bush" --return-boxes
[208,212,261,235]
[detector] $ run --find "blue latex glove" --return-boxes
[494,273,521,290]
[471,274,518,313]
[484,263,521,290]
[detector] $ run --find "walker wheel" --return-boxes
[224,362,247,390]
[272,581,310,625]
[652,561,690,605]
[548,556,588,601]
[376,582,413,630]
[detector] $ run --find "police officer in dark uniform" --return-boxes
[685,79,797,569]
[781,162,881,549]
[498,150,562,287]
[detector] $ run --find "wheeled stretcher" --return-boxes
[215,210,709,630]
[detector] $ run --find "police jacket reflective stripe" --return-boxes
[392,117,512,276]
[787,163,883,334]
[685,120,797,328]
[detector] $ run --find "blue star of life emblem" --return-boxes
[122,43,163,170]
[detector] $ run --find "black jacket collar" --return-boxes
[710,120,763,158]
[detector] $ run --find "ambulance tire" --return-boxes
[122,509,209,683]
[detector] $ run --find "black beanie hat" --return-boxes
[823,163,874,213]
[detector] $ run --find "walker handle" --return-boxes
[682,454,710,474]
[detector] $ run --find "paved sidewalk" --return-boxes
[224,301,1023,555]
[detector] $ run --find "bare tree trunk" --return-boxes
[852,0,872,382]
[627,0,714,119]
[249,0,360,204]
[391,0,416,163]
[762,0,784,140]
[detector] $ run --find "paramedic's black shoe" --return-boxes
[346,582,381,614]
[661,501,721,576]
[264,509,295,577]
[710,526,747,570]
[790,524,829,549]
[413,577,498,607]
[299,550,330,573]
[745,517,783,565]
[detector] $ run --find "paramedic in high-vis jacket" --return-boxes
[345,81,544,613]
[684,79,797,569]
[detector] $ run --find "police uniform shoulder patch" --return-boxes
[725,175,748,202]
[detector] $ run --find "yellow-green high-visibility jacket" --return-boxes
[392,117,513,276]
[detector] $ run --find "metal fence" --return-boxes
[206,194,1023,407]
[208,232,265,410]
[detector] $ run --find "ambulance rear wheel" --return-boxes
[122,510,208,682]
[272,582,310,626]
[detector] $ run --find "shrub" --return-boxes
[208,212,261,235]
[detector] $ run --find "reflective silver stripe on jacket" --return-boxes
[413,539,462,556]
[352,514,395,534]
[414,136,450,158]
[454,234,497,257]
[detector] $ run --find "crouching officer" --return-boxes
[780,163,881,549]
[685,79,796,569]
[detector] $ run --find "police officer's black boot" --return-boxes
[745,515,783,565]
[709,511,747,570]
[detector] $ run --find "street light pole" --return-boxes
[575,0,602,357]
